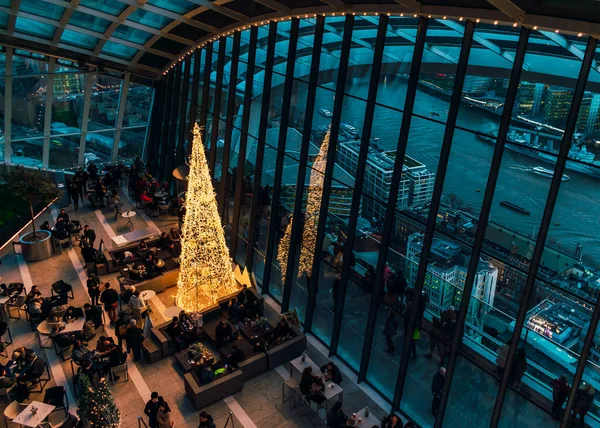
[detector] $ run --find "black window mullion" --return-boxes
[393,19,475,408]
[261,18,300,295]
[163,62,182,182]
[329,14,388,354]
[187,49,202,156]
[281,15,325,313]
[490,36,598,427]
[245,22,278,270]
[304,14,355,333]
[218,31,241,218]
[175,58,191,168]
[230,26,258,263]
[432,26,531,428]
[358,17,429,382]
[208,40,227,177]
[199,43,213,144]
[147,78,166,175]
[157,72,174,181]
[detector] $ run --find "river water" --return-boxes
[304,78,600,265]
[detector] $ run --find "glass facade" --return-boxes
[150,14,600,428]
[2,48,154,170]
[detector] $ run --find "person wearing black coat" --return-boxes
[100,283,119,325]
[17,353,46,382]
[381,413,403,428]
[144,392,161,428]
[126,320,144,361]
[431,367,446,417]
[84,303,103,329]
[198,411,216,428]
[321,362,342,385]
[326,401,347,428]
[83,225,96,248]
[215,321,234,347]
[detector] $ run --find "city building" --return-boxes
[336,141,434,221]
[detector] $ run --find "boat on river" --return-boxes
[500,200,530,215]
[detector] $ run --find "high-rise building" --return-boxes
[336,141,434,222]
[544,86,574,126]
[462,75,493,95]
[406,233,498,330]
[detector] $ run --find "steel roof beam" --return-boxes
[539,30,600,73]
[487,0,526,22]
[437,18,529,70]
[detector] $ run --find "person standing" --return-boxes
[431,367,446,417]
[83,225,96,248]
[572,382,595,427]
[551,375,570,417]
[331,272,340,312]
[87,274,100,306]
[100,282,119,325]
[126,319,144,362]
[144,392,161,428]
[198,411,216,428]
[69,178,80,212]
[157,400,173,428]
[384,310,399,354]
[76,167,88,195]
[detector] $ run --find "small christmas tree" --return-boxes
[77,375,120,428]
[176,124,239,312]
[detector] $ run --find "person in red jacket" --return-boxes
[140,190,153,204]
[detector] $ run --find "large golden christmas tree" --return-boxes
[277,131,330,280]
[176,124,239,312]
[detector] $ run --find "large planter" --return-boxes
[20,230,54,262]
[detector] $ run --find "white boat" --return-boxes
[529,166,570,182]
[318,108,333,117]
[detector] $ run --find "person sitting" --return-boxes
[160,232,180,257]
[237,285,262,319]
[40,221,52,231]
[266,319,292,346]
[300,367,318,398]
[83,303,103,329]
[137,240,149,256]
[179,312,201,340]
[0,364,16,389]
[250,313,269,329]
[16,352,46,382]
[52,221,69,240]
[321,361,343,385]
[28,297,44,316]
[168,228,180,242]
[166,317,190,349]
[215,321,234,347]
[140,190,153,204]
[95,336,112,354]
[327,401,347,428]
[223,345,245,368]
[144,254,158,274]
[115,250,134,265]
[63,306,83,323]
[25,285,42,305]
[71,340,92,366]
[56,209,70,224]
[50,326,83,349]
[228,298,246,324]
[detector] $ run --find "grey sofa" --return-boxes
[150,321,179,359]
[266,323,307,369]
[119,268,179,294]
[184,369,244,410]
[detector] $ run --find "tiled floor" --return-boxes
[0,183,392,428]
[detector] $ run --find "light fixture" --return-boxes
[578,32,583,37]
[533,25,538,30]
[513,22,518,27]
[555,29,559,33]
[476,18,480,23]
[494,20,498,25]
[459,17,463,21]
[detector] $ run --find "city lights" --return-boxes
[175,124,239,312]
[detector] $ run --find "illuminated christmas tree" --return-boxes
[176,124,239,312]
[277,131,330,279]
[77,375,120,428]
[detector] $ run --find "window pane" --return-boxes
[51,73,86,134]
[61,29,98,50]
[12,53,48,75]
[147,0,195,14]
[112,25,153,45]
[124,83,154,126]
[20,0,65,20]
[15,17,55,39]
[49,134,80,170]
[102,42,138,60]
[118,127,148,162]
[11,138,44,168]
[80,0,126,16]
[12,75,47,140]
[85,130,115,165]
[88,75,122,131]
[128,9,173,29]
[70,10,112,33]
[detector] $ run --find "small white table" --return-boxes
[163,306,183,319]
[290,355,321,377]
[122,211,136,229]
[354,407,381,426]
[322,382,344,413]
[140,290,156,301]
[289,355,343,413]
[154,191,167,198]
[37,318,85,348]
[12,401,55,427]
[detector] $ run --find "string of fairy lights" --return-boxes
[277,131,330,280]
[176,124,239,312]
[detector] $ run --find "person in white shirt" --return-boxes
[130,291,147,323]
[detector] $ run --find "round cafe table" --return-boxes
[156,259,165,269]
[140,290,156,301]
[122,211,136,229]
[164,306,183,319]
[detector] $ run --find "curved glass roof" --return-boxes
[0,0,599,78]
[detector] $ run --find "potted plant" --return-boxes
[2,166,62,261]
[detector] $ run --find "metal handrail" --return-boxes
[137,416,149,428]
